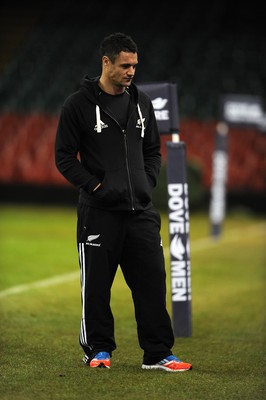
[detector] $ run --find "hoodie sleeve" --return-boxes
[54,99,100,192]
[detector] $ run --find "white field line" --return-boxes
[0,222,265,299]
[0,272,79,299]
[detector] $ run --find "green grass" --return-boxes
[0,205,265,400]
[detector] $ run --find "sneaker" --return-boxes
[83,351,111,369]
[142,355,192,372]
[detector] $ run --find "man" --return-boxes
[55,32,192,372]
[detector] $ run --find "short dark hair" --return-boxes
[99,32,138,63]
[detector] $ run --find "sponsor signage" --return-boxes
[166,142,192,337]
[220,94,266,131]
[209,123,229,237]
[138,81,192,336]
[210,94,265,239]
[137,82,179,134]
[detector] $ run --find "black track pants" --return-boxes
[77,204,174,364]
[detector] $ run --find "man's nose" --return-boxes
[127,66,135,76]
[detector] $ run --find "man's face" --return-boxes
[105,51,138,89]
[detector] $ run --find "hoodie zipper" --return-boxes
[100,107,135,210]
[123,130,135,210]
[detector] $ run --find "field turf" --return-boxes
[0,205,265,399]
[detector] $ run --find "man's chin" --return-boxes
[123,80,132,86]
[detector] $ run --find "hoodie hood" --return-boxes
[79,75,139,102]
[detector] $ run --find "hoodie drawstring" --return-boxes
[96,103,145,137]
[137,104,145,138]
[96,105,102,133]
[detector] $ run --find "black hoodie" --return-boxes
[55,75,161,211]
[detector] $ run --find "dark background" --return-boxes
[0,0,265,212]
[1,0,265,118]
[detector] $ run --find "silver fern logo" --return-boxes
[86,234,101,247]
[136,117,145,129]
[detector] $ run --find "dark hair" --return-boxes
[99,32,138,63]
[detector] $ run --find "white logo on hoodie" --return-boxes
[94,121,108,132]
[136,117,146,129]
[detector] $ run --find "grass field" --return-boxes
[0,204,265,400]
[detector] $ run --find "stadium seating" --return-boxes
[0,1,265,205]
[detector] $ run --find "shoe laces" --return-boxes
[93,351,110,360]
[161,355,181,364]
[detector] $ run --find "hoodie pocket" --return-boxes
[92,168,129,203]
[130,167,152,203]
